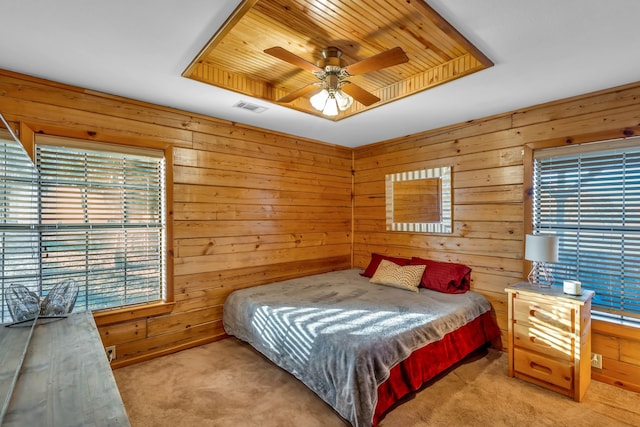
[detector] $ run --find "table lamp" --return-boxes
[525,234,559,287]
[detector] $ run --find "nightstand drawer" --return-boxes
[513,297,575,333]
[513,323,574,361]
[514,347,573,391]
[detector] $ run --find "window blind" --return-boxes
[36,139,166,312]
[0,130,39,323]
[533,137,640,320]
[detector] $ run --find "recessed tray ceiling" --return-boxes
[183,0,493,121]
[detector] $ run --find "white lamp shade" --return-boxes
[322,95,339,116]
[310,89,329,110]
[525,234,559,263]
[334,90,353,110]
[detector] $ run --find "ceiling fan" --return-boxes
[264,46,409,116]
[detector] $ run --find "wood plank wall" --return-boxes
[353,82,640,392]
[0,70,352,368]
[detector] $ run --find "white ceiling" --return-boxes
[1,1,638,148]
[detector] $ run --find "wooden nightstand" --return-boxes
[505,282,594,401]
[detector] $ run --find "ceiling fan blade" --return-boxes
[341,83,380,106]
[277,84,321,103]
[264,47,323,73]
[344,47,409,75]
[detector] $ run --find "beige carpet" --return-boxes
[114,338,640,427]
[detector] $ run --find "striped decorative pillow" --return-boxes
[369,259,426,293]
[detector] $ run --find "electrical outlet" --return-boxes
[105,345,116,363]
[591,352,602,369]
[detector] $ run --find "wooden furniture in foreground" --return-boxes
[506,282,594,401]
[1,311,130,426]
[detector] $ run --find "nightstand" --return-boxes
[505,282,594,401]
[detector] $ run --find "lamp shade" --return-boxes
[310,89,329,110]
[525,234,559,263]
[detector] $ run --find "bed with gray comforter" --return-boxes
[222,269,493,427]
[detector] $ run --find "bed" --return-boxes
[223,266,499,427]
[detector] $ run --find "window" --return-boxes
[0,131,169,323]
[0,129,39,323]
[36,136,167,312]
[532,137,640,321]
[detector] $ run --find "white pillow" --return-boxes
[369,259,426,293]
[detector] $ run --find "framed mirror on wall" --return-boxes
[385,166,452,233]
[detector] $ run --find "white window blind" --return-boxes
[0,129,40,323]
[36,138,166,312]
[533,137,640,320]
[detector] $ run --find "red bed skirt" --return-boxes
[373,311,500,426]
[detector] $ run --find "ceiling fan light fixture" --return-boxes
[322,93,339,116]
[334,89,353,110]
[264,45,410,118]
[310,89,329,110]
[310,88,353,116]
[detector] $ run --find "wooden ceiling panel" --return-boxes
[183,0,492,120]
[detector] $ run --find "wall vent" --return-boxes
[233,101,268,114]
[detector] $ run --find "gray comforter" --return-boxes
[222,269,492,427]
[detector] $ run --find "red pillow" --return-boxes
[361,253,411,278]
[409,257,471,293]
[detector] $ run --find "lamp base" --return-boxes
[527,262,554,288]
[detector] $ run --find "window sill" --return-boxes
[92,301,175,327]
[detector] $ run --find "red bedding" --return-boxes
[374,311,500,426]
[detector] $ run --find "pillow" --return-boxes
[409,257,471,294]
[361,253,411,278]
[369,259,426,293]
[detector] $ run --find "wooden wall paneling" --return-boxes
[452,220,523,240]
[592,358,640,393]
[0,71,204,136]
[455,184,523,204]
[173,146,352,184]
[174,244,352,276]
[0,69,353,368]
[191,123,353,160]
[516,104,640,145]
[349,115,514,158]
[173,184,348,207]
[0,93,194,148]
[591,320,640,392]
[146,306,225,337]
[352,232,522,258]
[99,320,146,348]
[592,332,619,361]
[353,147,523,187]
[113,321,227,367]
[511,83,640,128]
[354,130,523,173]
[619,340,640,367]
[174,256,351,297]
[174,232,350,257]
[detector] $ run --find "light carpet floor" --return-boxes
[114,338,640,427]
